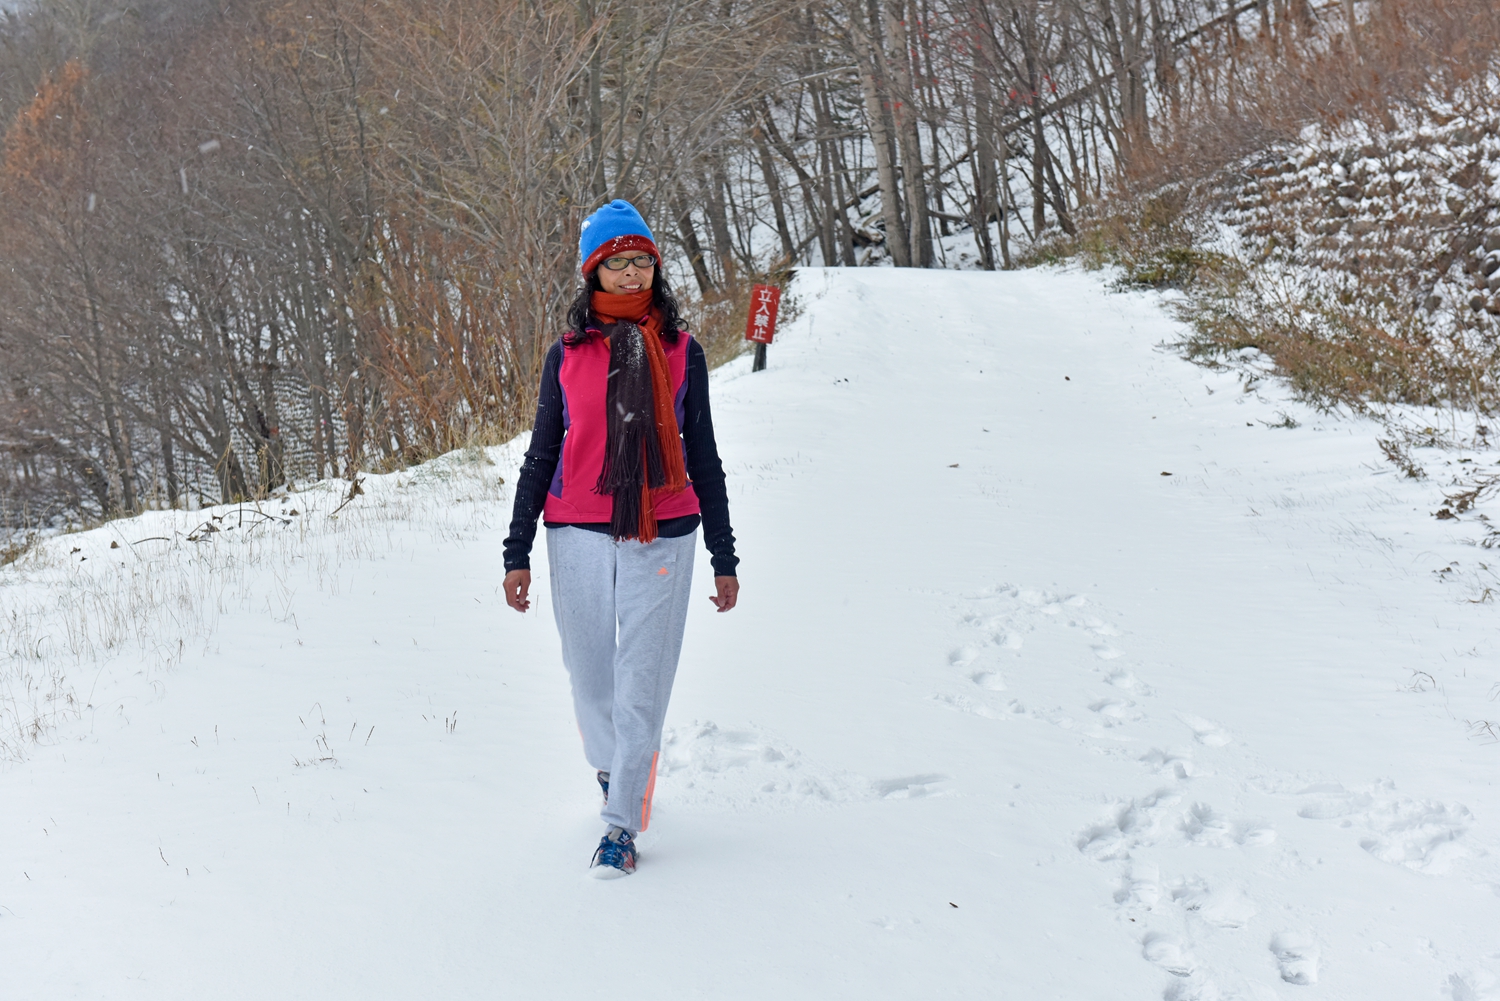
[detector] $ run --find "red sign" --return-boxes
[745,284,781,344]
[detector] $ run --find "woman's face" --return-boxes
[596,255,655,294]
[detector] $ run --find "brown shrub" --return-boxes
[1073,0,1500,417]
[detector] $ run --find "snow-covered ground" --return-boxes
[4,267,1500,999]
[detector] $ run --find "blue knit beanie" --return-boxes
[579,199,660,274]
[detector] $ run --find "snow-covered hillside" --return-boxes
[1224,98,1500,319]
[3,268,1499,999]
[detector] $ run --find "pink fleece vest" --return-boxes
[542,332,701,524]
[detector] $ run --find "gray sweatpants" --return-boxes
[546,525,697,833]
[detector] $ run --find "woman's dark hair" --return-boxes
[563,264,683,346]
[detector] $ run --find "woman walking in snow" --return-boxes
[501,199,740,878]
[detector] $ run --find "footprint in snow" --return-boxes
[1169,878,1258,929]
[1142,932,1197,978]
[947,645,1007,690]
[1076,790,1181,860]
[1446,971,1500,1001]
[1269,932,1320,985]
[1077,794,1272,859]
[1105,668,1153,696]
[1093,645,1124,660]
[871,774,948,799]
[1295,782,1472,873]
[1089,697,1144,727]
[1015,587,1052,607]
[957,585,1102,658]
[655,721,868,812]
[1138,748,1201,780]
[1359,799,1472,873]
[1177,713,1233,747]
[1179,802,1276,848]
[948,645,979,667]
[969,669,1008,691]
[1295,783,1373,819]
[929,691,1006,719]
[1114,862,1164,909]
[1362,792,1464,870]
[1163,976,1222,1001]
[1114,867,1258,932]
[1112,889,1226,1001]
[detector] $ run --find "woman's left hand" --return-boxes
[710,576,739,612]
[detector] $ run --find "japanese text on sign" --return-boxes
[744,284,781,344]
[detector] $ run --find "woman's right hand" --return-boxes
[503,569,532,612]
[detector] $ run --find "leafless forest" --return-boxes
[0,0,1492,529]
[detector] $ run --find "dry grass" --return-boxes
[1170,261,1488,412]
[682,281,764,371]
[363,276,773,477]
[1,532,33,568]
[0,445,511,759]
[1066,0,1500,422]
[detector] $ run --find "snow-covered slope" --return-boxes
[3,267,1499,999]
[1224,101,1500,321]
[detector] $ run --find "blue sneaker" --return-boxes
[597,770,610,805]
[590,827,636,878]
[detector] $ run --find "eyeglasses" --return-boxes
[601,254,656,271]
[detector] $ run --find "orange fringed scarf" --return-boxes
[590,288,687,542]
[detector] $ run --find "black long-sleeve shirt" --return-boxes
[503,337,739,577]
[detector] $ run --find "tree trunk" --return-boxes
[71,447,113,514]
[207,384,248,503]
[884,0,933,267]
[973,70,999,271]
[1093,0,1147,167]
[672,187,716,294]
[829,138,859,266]
[1147,0,1178,122]
[757,98,832,267]
[149,356,180,507]
[849,0,910,266]
[704,162,738,286]
[1042,143,1076,235]
[812,76,858,266]
[915,0,951,241]
[1031,112,1048,236]
[816,135,840,265]
[259,320,286,491]
[582,0,606,200]
[160,422,179,508]
[997,133,1014,269]
[86,291,137,514]
[754,125,797,266]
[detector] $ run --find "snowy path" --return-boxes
[4,267,1500,999]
